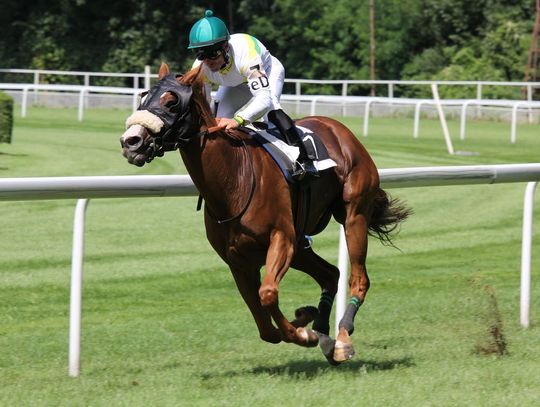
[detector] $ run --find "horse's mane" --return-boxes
[178,65,217,128]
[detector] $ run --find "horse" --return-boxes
[120,63,411,365]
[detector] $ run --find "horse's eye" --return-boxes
[160,92,178,109]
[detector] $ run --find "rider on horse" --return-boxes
[188,10,317,180]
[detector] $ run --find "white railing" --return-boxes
[0,164,538,376]
[2,67,540,100]
[285,78,540,103]
[282,94,540,143]
[0,83,144,121]
[2,83,540,144]
[0,67,153,91]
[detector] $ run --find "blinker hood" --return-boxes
[138,74,194,145]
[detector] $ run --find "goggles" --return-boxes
[195,46,225,61]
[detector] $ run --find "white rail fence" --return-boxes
[2,67,540,100]
[2,83,540,145]
[0,83,142,121]
[0,67,153,91]
[0,164,538,377]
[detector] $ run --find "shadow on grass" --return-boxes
[250,357,414,377]
[0,151,27,157]
[201,357,414,381]
[0,150,27,168]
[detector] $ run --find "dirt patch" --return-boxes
[471,279,508,356]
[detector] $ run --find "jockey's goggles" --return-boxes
[195,45,225,61]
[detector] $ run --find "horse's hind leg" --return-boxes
[334,214,369,362]
[259,230,319,347]
[230,266,281,344]
[335,176,376,362]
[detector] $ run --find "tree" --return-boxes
[0,0,536,95]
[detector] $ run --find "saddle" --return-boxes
[242,124,337,184]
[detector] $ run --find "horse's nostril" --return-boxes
[124,136,144,151]
[121,124,147,152]
[126,136,139,146]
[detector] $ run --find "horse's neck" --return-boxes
[179,77,252,215]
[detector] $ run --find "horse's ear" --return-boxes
[158,62,170,80]
[179,64,203,86]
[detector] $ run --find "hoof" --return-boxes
[296,327,319,347]
[333,328,355,362]
[314,331,341,366]
[291,306,319,328]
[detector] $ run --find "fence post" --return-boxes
[413,101,424,138]
[21,87,29,118]
[460,101,474,140]
[476,83,483,118]
[521,182,538,328]
[364,99,373,137]
[132,91,139,112]
[69,198,89,377]
[527,85,533,124]
[33,71,39,103]
[144,66,151,90]
[431,84,455,155]
[78,89,87,122]
[511,102,526,144]
[341,82,348,116]
[363,100,373,137]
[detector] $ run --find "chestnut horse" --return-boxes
[120,63,410,365]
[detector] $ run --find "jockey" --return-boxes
[188,10,317,180]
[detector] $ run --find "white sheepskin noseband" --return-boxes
[125,110,165,134]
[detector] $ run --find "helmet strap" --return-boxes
[221,43,230,69]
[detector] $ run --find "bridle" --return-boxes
[136,74,196,155]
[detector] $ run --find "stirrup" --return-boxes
[292,160,318,181]
[292,161,307,181]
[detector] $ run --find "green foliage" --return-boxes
[0,92,14,143]
[0,0,537,92]
[24,13,69,73]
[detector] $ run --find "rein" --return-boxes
[197,126,257,225]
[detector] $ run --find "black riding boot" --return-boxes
[285,127,319,180]
[267,109,318,180]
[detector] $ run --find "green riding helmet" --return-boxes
[188,10,230,49]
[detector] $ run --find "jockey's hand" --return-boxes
[216,117,240,131]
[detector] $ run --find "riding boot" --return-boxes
[285,127,319,181]
[267,109,319,181]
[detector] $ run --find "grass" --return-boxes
[1,106,539,406]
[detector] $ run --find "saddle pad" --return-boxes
[244,125,337,183]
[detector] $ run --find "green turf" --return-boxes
[1,107,539,406]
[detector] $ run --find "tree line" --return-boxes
[0,0,537,97]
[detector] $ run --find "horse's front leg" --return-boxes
[259,230,319,347]
[229,266,281,344]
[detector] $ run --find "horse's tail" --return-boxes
[368,188,412,246]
